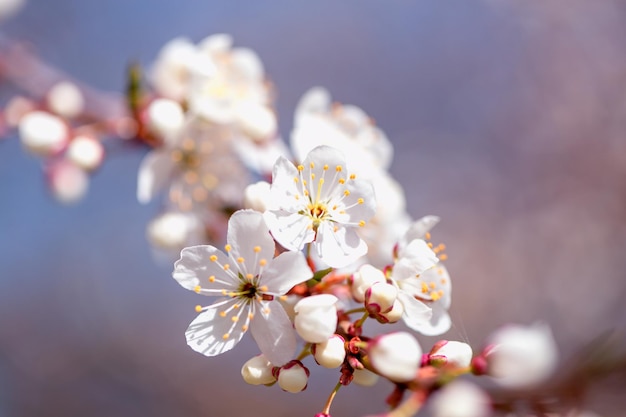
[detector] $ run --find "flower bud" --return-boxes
[241,354,276,385]
[350,264,386,303]
[243,181,271,212]
[146,98,185,140]
[19,111,69,156]
[429,340,473,368]
[365,282,397,317]
[379,298,403,323]
[484,323,558,388]
[294,294,338,343]
[276,360,309,393]
[312,335,346,369]
[430,380,491,417]
[369,332,422,382]
[352,368,379,387]
[47,81,85,119]
[48,160,89,204]
[66,135,104,171]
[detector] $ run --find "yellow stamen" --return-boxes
[358,220,366,227]
[237,257,244,263]
[297,165,304,172]
[209,275,215,283]
[224,244,232,252]
[222,333,230,340]
[219,311,227,317]
[253,246,261,253]
[210,255,218,262]
[223,264,230,271]
[194,286,202,294]
[259,259,267,266]
[336,165,342,172]
[195,305,202,313]
[350,174,356,180]
[357,198,364,204]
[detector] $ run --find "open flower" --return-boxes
[172,210,312,366]
[264,145,376,268]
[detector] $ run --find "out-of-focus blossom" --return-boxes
[264,145,376,268]
[0,0,24,21]
[430,380,492,417]
[147,211,204,251]
[172,210,312,365]
[137,116,249,211]
[150,37,206,101]
[428,340,473,368]
[47,81,85,119]
[294,294,338,344]
[19,111,68,156]
[241,354,276,386]
[484,323,558,389]
[187,34,274,139]
[395,216,453,335]
[145,98,185,140]
[66,135,104,171]
[291,87,393,173]
[275,360,309,393]
[4,96,36,127]
[243,180,271,212]
[312,335,346,369]
[368,332,422,382]
[48,160,89,204]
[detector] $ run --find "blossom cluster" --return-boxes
[2,14,576,416]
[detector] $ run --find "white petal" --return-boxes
[342,179,376,223]
[295,87,330,120]
[231,48,264,80]
[137,150,175,204]
[227,210,274,273]
[411,305,452,336]
[173,245,238,292]
[250,300,297,366]
[261,251,312,295]
[401,215,441,246]
[398,292,433,332]
[393,239,439,280]
[268,155,303,211]
[198,33,233,55]
[185,299,249,357]
[264,210,314,251]
[315,223,367,268]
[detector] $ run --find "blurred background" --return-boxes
[1,0,625,416]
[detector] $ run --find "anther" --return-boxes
[336,165,342,172]
[297,165,304,172]
[210,255,218,262]
[344,190,350,196]
[259,259,267,266]
[223,264,230,271]
[359,220,366,227]
[310,162,315,169]
[338,178,345,184]
[427,242,434,248]
[222,333,230,340]
[195,305,203,313]
[237,257,245,263]
[246,273,253,280]
[350,174,356,180]
[209,275,215,282]
[232,316,239,322]
[225,244,232,252]
[439,254,448,261]
[323,164,329,170]
[253,246,261,253]
[357,198,364,204]
[425,232,431,240]
[219,311,227,317]
[260,285,268,292]
[194,285,202,294]
[242,325,249,331]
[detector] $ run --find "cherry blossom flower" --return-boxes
[172,210,312,366]
[264,145,376,268]
[368,332,422,382]
[430,380,492,417]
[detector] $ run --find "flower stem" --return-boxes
[296,343,312,361]
[354,311,370,329]
[321,381,342,415]
[343,307,367,316]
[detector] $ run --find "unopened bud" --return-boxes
[350,264,385,303]
[379,298,403,323]
[369,332,422,382]
[276,360,309,393]
[19,111,69,156]
[312,335,346,369]
[294,294,338,343]
[241,354,276,385]
[66,135,104,171]
[48,160,89,204]
[429,340,473,368]
[365,282,397,318]
[47,81,85,119]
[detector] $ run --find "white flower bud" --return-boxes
[48,160,89,204]
[19,111,69,156]
[313,335,346,369]
[241,354,276,385]
[430,380,491,417]
[66,135,104,171]
[369,332,422,382]
[243,180,271,212]
[277,361,309,393]
[430,341,473,368]
[485,323,558,388]
[146,98,185,140]
[365,282,397,314]
[235,102,276,142]
[352,368,379,387]
[294,294,338,343]
[47,81,85,119]
[379,298,404,323]
[350,264,386,303]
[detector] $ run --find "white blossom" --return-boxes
[19,111,68,156]
[485,323,558,389]
[369,332,422,383]
[264,145,376,268]
[48,160,89,204]
[430,380,492,417]
[312,335,346,369]
[47,81,84,119]
[145,98,185,140]
[293,294,338,344]
[172,210,312,366]
[66,135,104,171]
[241,354,276,386]
[147,211,204,251]
[276,360,309,393]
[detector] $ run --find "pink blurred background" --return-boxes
[1,1,625,416]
